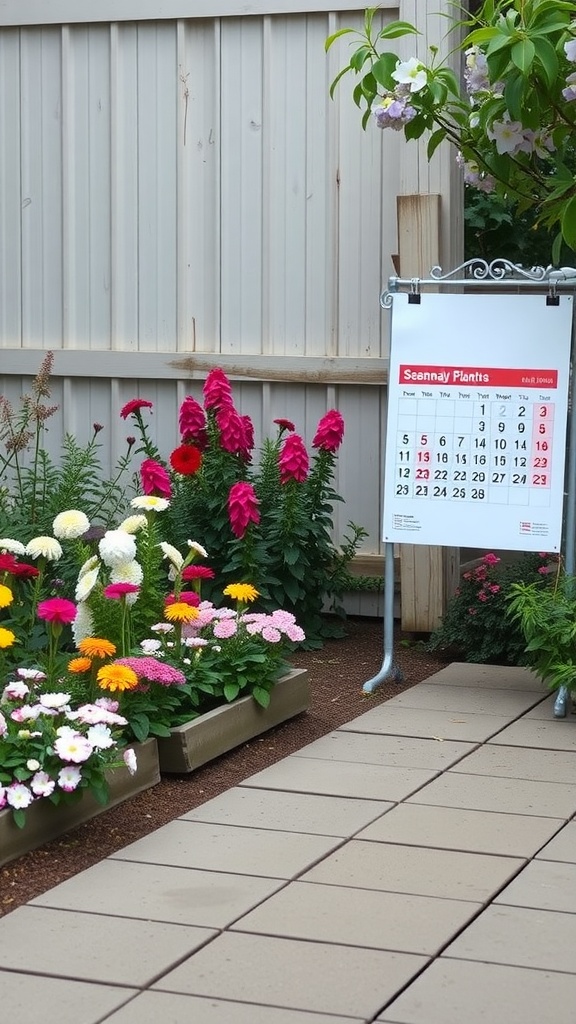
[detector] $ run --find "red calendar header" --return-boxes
[399,365,558,388]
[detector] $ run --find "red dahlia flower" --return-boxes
[170,444,202,476]
[178,396,206,441]
[312,409,345,452]
[279,434,309,484]
[37,598,77,624]
[140,458,172,499]
[120,398,153,420]
[203,368,233,410]
[228,481,260,539]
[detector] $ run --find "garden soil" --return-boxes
[0,617,447,917]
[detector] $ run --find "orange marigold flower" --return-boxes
[68,657,93,674]
[164,602,200,624]
[78,637,117,659]
[96,664,139,693]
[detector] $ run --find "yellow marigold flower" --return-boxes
[164,602,200,624]
[96,664,139,693]
[223,583,259,603]
[68,656,93,674]
[78,637,117,659]
[0,584,13,609]
[0,626,16,648]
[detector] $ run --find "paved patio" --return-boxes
[2,661,576,1024]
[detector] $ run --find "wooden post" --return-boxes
[396,194,460,632]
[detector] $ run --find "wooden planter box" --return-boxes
[157,668,310,773]
[0,738,160,869]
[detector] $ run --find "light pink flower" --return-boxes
[31,772,56,797]
[2,680,30,701]
[58,765,82,792]
[0,786,6,809]
[123,748,138,775]
[6,782,34,809]
[115,656,186,687]
[54,731,94,763]
[213,618,238,639]
[482,553,500,567]
[0,711,6,736]
[261,625,282,643]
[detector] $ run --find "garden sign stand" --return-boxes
[363,258,576,720]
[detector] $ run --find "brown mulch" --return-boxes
[0,617,448,917]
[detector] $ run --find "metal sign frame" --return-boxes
[363,258,576,718]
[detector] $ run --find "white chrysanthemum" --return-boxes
[130,495,170,512]
[0,538,26,556]
[140,638,163,654]
[98,529,137,567]
[52,509,90,540]
[72,601,95,646]
[26,536,63,562]
[118,514,148,534]
[159,542,184,570]
[187,540,208,559]
[78,555,99,579]
[75,565,100,602]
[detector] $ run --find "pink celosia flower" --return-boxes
[279,434,309,484]
[216,404,249,456]
[120,398,153,420]
[203,367,232,410]
[242,415,255,455]
[37,597,77,624]
[213,618,238,639]
[115,656,186,686]
[312,409,345,451]
[228,481,261,539]
[58,765,82,792]
[104,582,141,600]
[140,458,172,499]
[179,395,206,441]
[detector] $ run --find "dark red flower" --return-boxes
[228,481,260,539]
[140,458,172,499]
[312,409,344,452]
[279,434,309,484]
[169,444,202,476]
[165,590,200,607]
[120,398,153,420]
[274,418,295,433]
[0,554,22,574]
[203,368,233,411]
[8,562,40,579]
[182,565,215,581]
[179,396,206,441]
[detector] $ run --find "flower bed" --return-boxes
[0,737,160,869]
[157,668,309,773]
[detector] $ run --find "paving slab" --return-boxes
[232,879,480,955]
[0,972,137,1024]
[406,770,576,818]
[291,731,475,769]
[339,705,512,742]
[495,858,576,913]
[102,991,360,1024]
[111,819,344,878]
[535,821,576,863]
[418,662,542,691]
[376,958,576,1024]
[444,904,576,973]
[0,905,216,987]
[30,858,284,929]
[240,756,438,802]
[489,717,576,750]
[451,742,576,782]
[152,931,426,1019]
[180,787,392,836]
[383,683,544,717]
[300,839,523,902]
[356,802,564,858]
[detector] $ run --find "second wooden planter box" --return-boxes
[157,668,310,773]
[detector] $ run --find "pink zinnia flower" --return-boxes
[37,597,77,624]
[312,409,345,452]
[216,404,249,456]
[203,368,233,410]
[179,396,206,441]
[140,458,172,499]
[279,434,309,484]
[120,398,153,420]
[182,565,215,581]
[228,481,260,539]
[116,656,186,686]
[104,582,141,600]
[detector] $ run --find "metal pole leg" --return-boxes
[362,542,403,694]
[553,685,569,718]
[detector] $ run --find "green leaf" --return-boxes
[370,52,398,90]
[12,808,26,829]
[224,682,240,702]
[377,20,420,40]
[511,37,535,75]
[324,27,355,52]
[561,196,576,252]
[532,36,558,88]
[427,128,447,160]
[504,71,525,122]
[252,686,271,709]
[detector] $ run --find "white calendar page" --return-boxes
[383,292,573,551]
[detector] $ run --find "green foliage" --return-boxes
[428,551,551,665]
[327,2,576,253]
[507,569,576,692]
